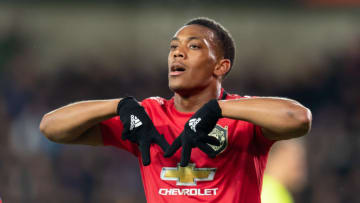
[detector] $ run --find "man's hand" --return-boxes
[118,97,170,166]
[164,99,222,167]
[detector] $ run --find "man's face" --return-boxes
[168,24,220,95]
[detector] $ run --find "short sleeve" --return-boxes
[100,116,139,157]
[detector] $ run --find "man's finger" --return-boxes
[139,142,151,166]
[121,126,132,140]
[180,141,192,167]
[199,135,220,146]
[164,136,181,157]
[154,134,170,152]
[197,142,217,158]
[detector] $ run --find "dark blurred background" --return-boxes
[0,0,359,202]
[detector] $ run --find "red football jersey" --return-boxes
[100,90,275,203]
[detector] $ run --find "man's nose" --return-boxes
[173,48,185,58]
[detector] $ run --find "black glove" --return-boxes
[118,97,170,166]
[164,99,222,167]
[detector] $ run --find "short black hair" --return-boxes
[185,17,235,74]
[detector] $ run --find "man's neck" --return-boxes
[173,82,221,113]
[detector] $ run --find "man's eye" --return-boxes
[190,44,200,49]
[170,45,177,50]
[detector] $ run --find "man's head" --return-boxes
[168,17,235,95]
[185,17,235,72]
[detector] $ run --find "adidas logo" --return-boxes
[130,115,142,131]
[189,118,201,132]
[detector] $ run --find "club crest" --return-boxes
[207,125,228,155]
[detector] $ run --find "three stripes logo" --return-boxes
[130,115,142,131]
[188,118,201,132]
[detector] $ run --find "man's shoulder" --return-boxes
[141,96,172,108]
[225,92,253,100]
[141,96,169,105]
[140,97,174,122]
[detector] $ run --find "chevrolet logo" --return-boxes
[160,163,216,186]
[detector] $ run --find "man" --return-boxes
[40,17,312,203]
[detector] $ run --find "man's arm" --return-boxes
[218,97,312,140]
[39,99,120,146]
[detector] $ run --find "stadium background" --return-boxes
[0,0,359,202]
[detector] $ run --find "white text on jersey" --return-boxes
[158,188,218,196]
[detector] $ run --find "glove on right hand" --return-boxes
[118,97,170,166]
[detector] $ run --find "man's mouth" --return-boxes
[170,63,186,76]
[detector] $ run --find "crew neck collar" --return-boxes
[169,88,226,116]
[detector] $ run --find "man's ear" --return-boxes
[214,59,231,78]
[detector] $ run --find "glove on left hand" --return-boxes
[164,99,222,167]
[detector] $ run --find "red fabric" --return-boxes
[100,90,275,203]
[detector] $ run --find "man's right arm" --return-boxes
[39,99,121,146]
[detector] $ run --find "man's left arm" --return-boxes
[218,97,312,140]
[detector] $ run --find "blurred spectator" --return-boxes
[261,139,307,203]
